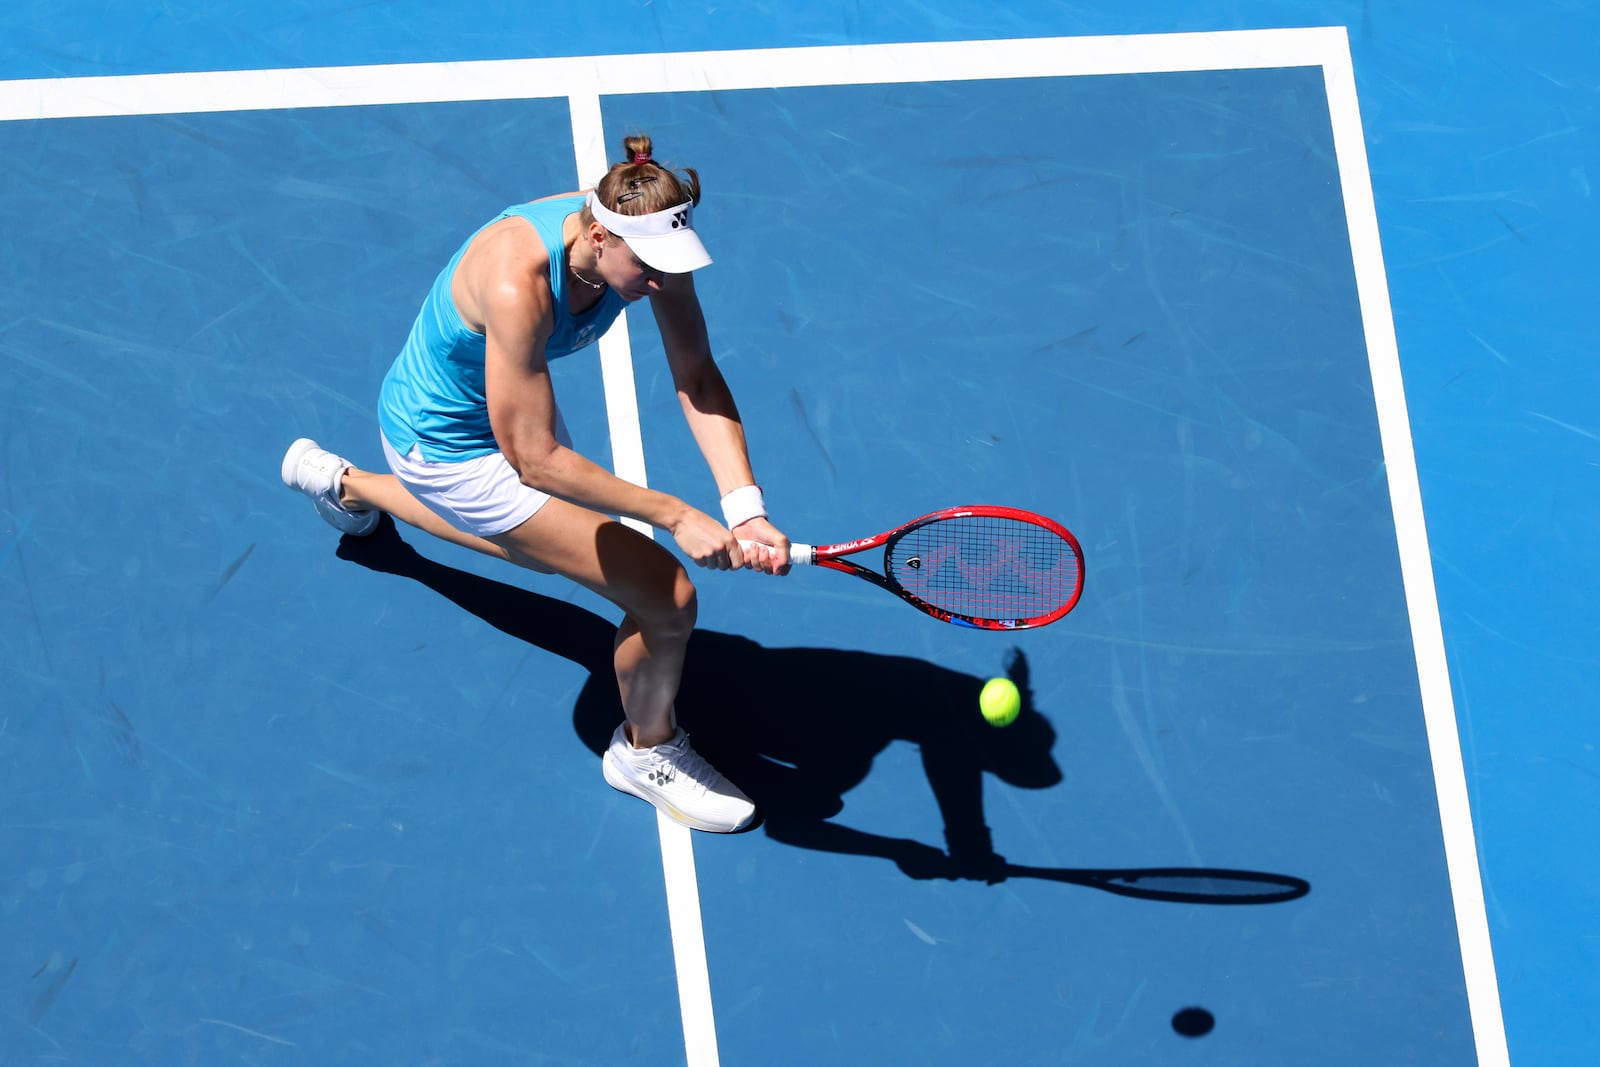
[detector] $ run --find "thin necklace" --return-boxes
[569,260,605,290]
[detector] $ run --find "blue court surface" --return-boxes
[2,5,1595,1067]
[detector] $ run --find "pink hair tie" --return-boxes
[632,153,652,164]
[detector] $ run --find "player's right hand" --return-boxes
[669,507,745,570]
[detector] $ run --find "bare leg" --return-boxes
[339,466,513,561]
[486,502,694,749]
[340,463,691,747]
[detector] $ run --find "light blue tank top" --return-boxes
[378,196,628,461]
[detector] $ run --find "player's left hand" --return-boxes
[732,517,791,575]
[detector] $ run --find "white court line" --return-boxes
[1,28,1507,1066]
[1317,44,1510,1067]
[569,94,723,1067]
[7,29,1346,120]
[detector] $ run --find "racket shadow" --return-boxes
[338,517,1310,905]
[1005,865,1310,905]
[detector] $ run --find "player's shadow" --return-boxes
[339,517,1309,905]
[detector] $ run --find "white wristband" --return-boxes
[720,484,767,528]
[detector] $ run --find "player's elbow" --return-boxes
[676,364,731,416]
[503,433,564,489]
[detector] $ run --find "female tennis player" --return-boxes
[282,134,789,833]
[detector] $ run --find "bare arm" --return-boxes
[474,230,739,566]
[651,272,791,573]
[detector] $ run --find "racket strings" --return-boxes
[885,515,1080,622]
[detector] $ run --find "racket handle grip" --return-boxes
[739,539,813,565]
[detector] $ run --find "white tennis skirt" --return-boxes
[380,409,571,538]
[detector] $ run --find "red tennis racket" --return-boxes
[744,505,1084,630]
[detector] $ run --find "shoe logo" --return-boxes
[650,767,676,786]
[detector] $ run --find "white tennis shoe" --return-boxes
[281,438,379,536]
[602,724,756,833]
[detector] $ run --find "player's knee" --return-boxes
[636,564,698,640]
[664,568,699,635]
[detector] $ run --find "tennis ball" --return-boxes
[979,677,1021,727]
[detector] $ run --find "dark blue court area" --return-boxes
[3,5,1595,1067]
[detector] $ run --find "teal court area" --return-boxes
[1,6,1594,1066]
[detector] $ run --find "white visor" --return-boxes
[586,191,712,274]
